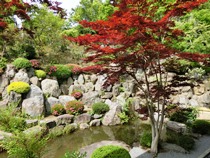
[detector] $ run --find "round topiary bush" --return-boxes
[91,145,131,158]
[51,104,66,116]
[192,120,210,135]
[12,57,32,69]
[7,81,30,94]
[92,102,110,114]
[65,100,84,115]
[46,64,72,80]
[35,70,46,78]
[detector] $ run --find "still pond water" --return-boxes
[1,120,148,158]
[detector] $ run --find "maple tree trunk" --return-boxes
[150,128,159,154]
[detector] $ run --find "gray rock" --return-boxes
[0,130,12,141]
[78,74,85,85]
[93,114,103,119]
[13,69,30,83]
[84,82,94,92]
[74,113,91,124]
[23,125,47,136]
[112,84,121,97]
[69,84,85,94]
[30,76,40,86]
[122,82,135,93]
[90,119,101,126]
[58,95,75,107]
[79,123,89,130]
[67,77,74,86]
[22,96,44,117]
[0,100,8,108]
[41,79,61,97]
[95,75,106,91]
[26,119,38,128]
[27,68,35,78]
[82,91,101,107]
[0,74,9,93]
[26,84,43,99]
[102,100,122,126]
[40,119,56,129]
[5,64,15,78]
[56,114,74,125]
[45,97,60,114]
[166,121,187,133]
[60,83,69,95]
[101,92,113,99]
[200,91,210,104]
[4,91,22,105]
[90,74,98,84]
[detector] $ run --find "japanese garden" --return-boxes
[1,0,210,158]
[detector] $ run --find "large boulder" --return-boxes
[56,114,74,125]
[22,96,44,117]
[0,74,9,93]
[166,121,187,133]
[13,69,30,83]
[102,100,122,126]
[41,79,61,97]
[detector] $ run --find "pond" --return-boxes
[0,120,149,158]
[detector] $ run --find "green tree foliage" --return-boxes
[173,1,210,54]
[64,0,116,37]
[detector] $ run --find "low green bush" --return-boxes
[51,104,65,116]
[140,131,152,148]
[166,130,195,151]
[0,104,27,132]
[92,102,109,114]
[35,70,46,78]
[46,64,72,80]
[177,135,195,151]
[7,81,30,94]
[1,131,48,158]
[169,107,198,124]
[91,145,131,158]
[12,57,32,69]
[65,100,84,115]
[192,120,210,135]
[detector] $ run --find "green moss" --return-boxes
[7,81,30,94]
[35,70,46,78]
[12,57,32,69]
[91,145,131,158]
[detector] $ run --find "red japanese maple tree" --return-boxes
[68,0,208,154]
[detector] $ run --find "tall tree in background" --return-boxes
[173,1,210,54]
[68,0,208,154]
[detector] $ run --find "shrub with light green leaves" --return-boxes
[140,131,152,148]
[12,57,32,69]
[35,70,46,78]
[46,64,72,80]
[92,102,109,114]
[7,81,30,94]
[91,145,131,158]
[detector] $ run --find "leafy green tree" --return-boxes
[173,1,210,54]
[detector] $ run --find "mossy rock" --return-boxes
[7,81,30,94]
[91,145,131,158]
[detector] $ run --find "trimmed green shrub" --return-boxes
[51,104,65,116]
[47,64,72,79]
[65,100,84,115]
[92,102,109,114]
[166,130,195,151]
[91,145,131,158]
[7,81,30,94]
[192,120,210,135]
[35,70,46,78]
[177,135,195,151]
[169,107,198,124]
[140,131,152,148]
[12,57,32,69]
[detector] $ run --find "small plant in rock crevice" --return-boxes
[51,104,66,116]
[65,100,84,115]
